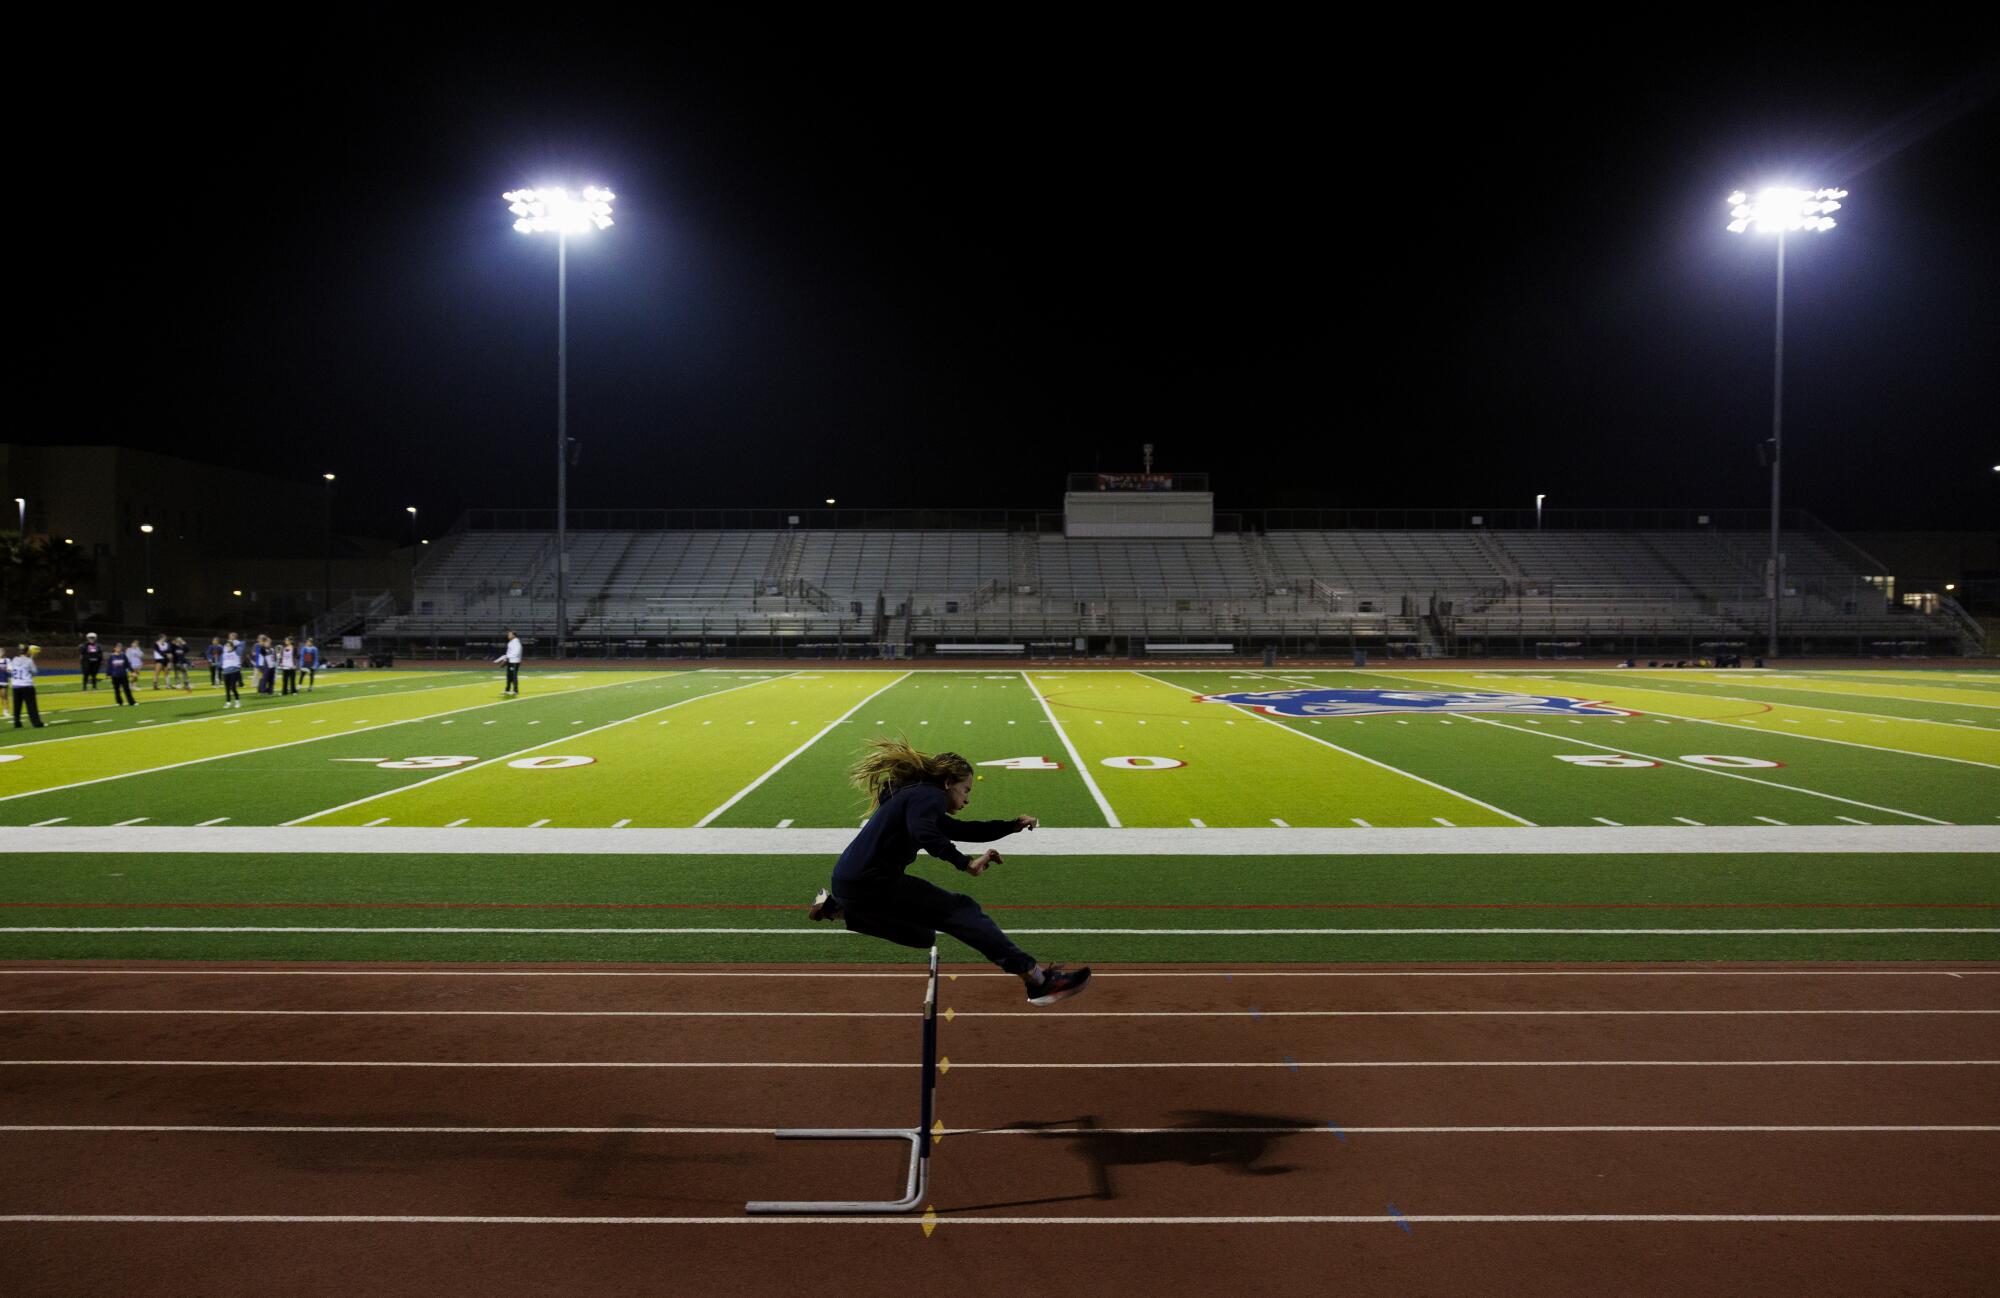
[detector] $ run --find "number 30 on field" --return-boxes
[1554,754,1783,769]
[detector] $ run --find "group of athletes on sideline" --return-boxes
[3,632,329,728]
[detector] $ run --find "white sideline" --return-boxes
[7,925,1994,936]
[4,1123,1993,1135]
[5,824,1997,854]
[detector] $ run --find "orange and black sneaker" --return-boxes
[1027,964,1091,1006]
[807,889,843,923]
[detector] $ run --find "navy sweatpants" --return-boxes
[835,874,1037,975]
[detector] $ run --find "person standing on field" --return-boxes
[9,644,45,729]
[106,641,137,706]
[151,633,171,689]
[80,633,103,691]
[205,637,222,687]
[170,637,193,692]
[219,634,244,709]
[496,629,523,696]
[280,638,298,695]
[124,641,145,681]
[300,638,320,691]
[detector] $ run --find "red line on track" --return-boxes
[3,902,1993,912]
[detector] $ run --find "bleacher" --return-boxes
[367,516,1977,656]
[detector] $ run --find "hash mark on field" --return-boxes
[1352,818,1371,828]
[364,818,389,827]
[1755,816,1788,826]
[571,721,584,726]
[529,819,550,829]
[1592,817,1622,826]
[1836,816,1871,825]
[1271,818,1290,828]
[445,819,469,828]
[484,721,497,726]
[1673,817,1705,826]
[612,819,631,829]
[113,818,148,827]
[439,721,452,726]
[1190,818,1207,828]
[313,720,328,726]
[1395,720,1408,725]
[197,817,230,827]
[528,721,541,726]
[776,819,793,829]
[1007,720,1015,725]
[1433,818,1455,827]
[30,818,68,827]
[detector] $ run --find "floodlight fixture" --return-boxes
[139,524,154,534]
[826,498,837,505]
[64,587,74,596]
[323,472,337,482]
[505,186,616,236]
[232,589,244,597]
[1726,187,1846,235]
[145,586,155,594]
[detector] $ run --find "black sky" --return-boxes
[36,24,2000,535]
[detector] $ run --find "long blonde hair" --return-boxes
[849,736,973,807]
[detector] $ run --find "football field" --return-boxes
[3,664,1995,964]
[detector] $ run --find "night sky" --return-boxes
[41,27,2000,535]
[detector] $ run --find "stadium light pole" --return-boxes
[12,497,22,532]
[1727,185,1845,660]
[138,523,154,622]
[1535,494,1545,531]
[321,474,336,623]
[505,185,615,660]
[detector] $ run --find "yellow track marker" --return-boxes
[921,1205,938,1237]
[931,1119,945,1146]
[943,1007,955,1022]
[938,1057,950,1076]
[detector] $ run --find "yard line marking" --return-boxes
[612,819,631,829]
[363,818,389,827]
[4,1058,1993,1070]
[0,678,651,808]
[1433,817,1455,827]
[445,819,469,828]
[112,818,148,827]
[1755,816,1788,826]
[695,673,910,827]
[13,925,1991,936]
[1673,817,1705,826]
[1444,714,1951,825]
[4,1213,1995,1226]
[1196,671,1533,827]
[286,675,796,826]
[1837,815,1871,825]
[1352,818,1372,828]
[196,817,229,827]
[1592,817,1622,827]
[776,819,793,829]
[29,818,67,827]
[528,819,550,828]
[1023,671,1120,828]
[1271,818,1289,828]
[1190,818,1206,828]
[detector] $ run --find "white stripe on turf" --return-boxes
[694,672,910,826]
[5,925,1993,936]
[4,825,1991,854]
[1023,670,1120,827]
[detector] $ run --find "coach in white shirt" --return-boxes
[496,630,523,696]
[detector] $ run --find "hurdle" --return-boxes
[745,945,940,1214]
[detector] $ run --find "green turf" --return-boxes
[1,851,1994,963]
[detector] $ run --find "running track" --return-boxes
[2,961,1997,1296]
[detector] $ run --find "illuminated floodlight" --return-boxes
[1727,187,1846,234]
[139,524,154,534]
[504,186,616,235]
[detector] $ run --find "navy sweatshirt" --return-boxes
[832,783,1021,894]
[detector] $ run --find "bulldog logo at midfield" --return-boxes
[1194,688,1634,718]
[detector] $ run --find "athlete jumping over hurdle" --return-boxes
[808,737,1090,1005]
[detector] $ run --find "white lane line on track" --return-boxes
[1160,670,1536,827]
[694,672,909,827]
[1022,671,1120,827]
[7,1008,1994,1018]
[0,678,647,807]
[4,1059,1995,1069]
[8,926,1990,935]
[5,1213,1994,1225]
[285,673,794,826]
[4,1213,1995,1225]
[2,969,1990,979]
[5,1123,1992,1136]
